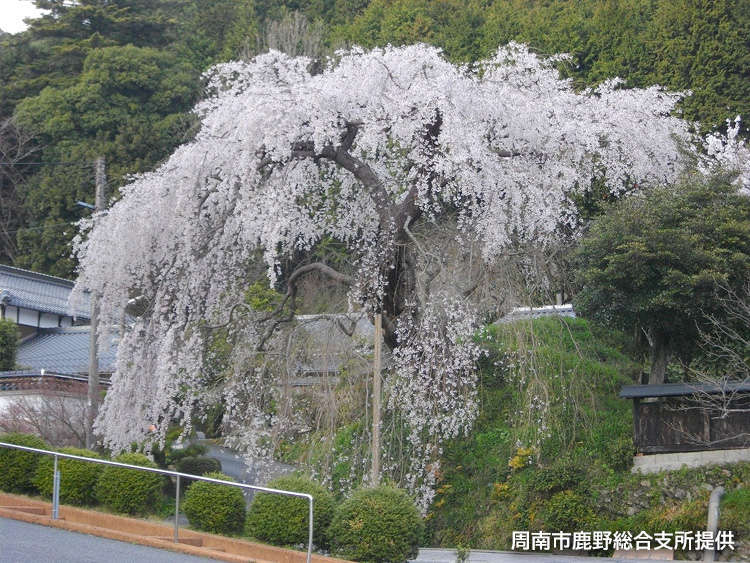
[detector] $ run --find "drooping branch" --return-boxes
[255,261,356,351]
[286,261,356,289]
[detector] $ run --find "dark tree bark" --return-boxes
[649,329,671,385]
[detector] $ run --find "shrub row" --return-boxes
[0,433,165,515]
[246,476,423,562]
[0,434,424,563]
[181,474,424,563]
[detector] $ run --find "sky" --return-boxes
[1,0,45,34]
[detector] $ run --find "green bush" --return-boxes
[328,485,424,563]
[95,452,164,515]
[182,471,245,535]
[33,447,102,505]
[150,425,208,469]
[0,433,48,493]
[246,475,335,549]
[542,490,596,532]
[175,455,222,494]
[527,459,583,494]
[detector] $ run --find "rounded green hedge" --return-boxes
[245,475,335,549]
[182,471,246,535]
[174,455,222,494]
[95,452,164,515]
[328,486,424,563]
[33,447,102,506]
[0,433,48,493]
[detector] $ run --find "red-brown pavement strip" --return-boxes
[0,493,353,563]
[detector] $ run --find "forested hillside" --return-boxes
[2,0,749,277]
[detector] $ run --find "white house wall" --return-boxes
[1,305,74,329]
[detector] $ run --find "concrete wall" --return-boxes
[632,448,750,474]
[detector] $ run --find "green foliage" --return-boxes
[182,471,245,535]
[337,0,750,133]
[605,498,706,537]
[541,490,596,532]
[244,281,283,312]
[477,317,636,461]
[0,433,48,493]
[150,425,208,469]
[0,318,19,370]
[174,455,222,495]
[95,452,164,515]
[575,176,750,381]
[11,43,199,276]
[246,475,335,549]
[429,317,638,548]
[33,447,102,505]
[721,488,750,534]
[175,455,222,476]
[329,485,424,563]
[527,458,584,495]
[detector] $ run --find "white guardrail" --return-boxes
[0,442,314,563]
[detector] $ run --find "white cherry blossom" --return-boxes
[73,43,718,501]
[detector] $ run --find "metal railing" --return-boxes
[0,442,314,563]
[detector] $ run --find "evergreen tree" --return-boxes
[575,176,750,384]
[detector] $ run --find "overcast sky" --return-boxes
[1,0,45,34]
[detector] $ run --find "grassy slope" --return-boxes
[427,316,750,553]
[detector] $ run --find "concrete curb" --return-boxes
[0,493,352,563]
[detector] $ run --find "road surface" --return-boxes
[0,517,226,563]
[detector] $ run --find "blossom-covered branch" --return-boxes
[72,42,728,503]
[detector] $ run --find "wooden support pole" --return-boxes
[86,157,105,450]
[372,312,382,486]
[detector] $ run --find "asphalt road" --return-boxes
[198,440,294,485]
[413,548,637,563]
[1,517,657,563]
[0,517,227,563]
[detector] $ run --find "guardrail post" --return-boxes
[174,474,180,543]
[52,454,60,520]
[307,495,314,563]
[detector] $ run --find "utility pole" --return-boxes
[371,312,382,486]
[86,156,105,450]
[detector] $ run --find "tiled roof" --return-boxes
[16,327,117,375]
[619,379,750,399]
[0,264,90,319]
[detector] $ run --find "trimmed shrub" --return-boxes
[33,447,102,505]
[174,455,222,494]
[176,455,222,475]
[95,452,164,515]
[328,485,424,563]
[182,471,245,534]
[0,433,48,493]
[246,475,335,549]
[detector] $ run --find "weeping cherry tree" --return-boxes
[74,43,706,507]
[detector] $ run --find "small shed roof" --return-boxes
[0,264,89,319]
[619,379,750,399]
